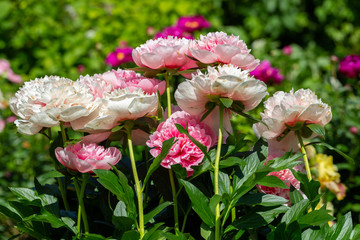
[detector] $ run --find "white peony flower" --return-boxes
[253,89,332,140]
[10,76,100,135]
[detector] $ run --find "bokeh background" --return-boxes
[1,0,359,238]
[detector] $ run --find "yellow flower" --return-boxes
[316,154,347,200]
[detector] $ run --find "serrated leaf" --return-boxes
[179,179,215,227]
[307,124,325,137]
[256,175,289,189]
[143,137,176,188]
[144,201,171,224]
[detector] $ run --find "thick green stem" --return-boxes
[296,131,312,181]
[127,127,145,239]
[74,174,89,234]
[169,169,179,232]
[214,104,224,240]
[165,72,172,118]
[60,122,67,145]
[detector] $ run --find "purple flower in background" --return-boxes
[105,47,134,67]
[155,26,194,39]
[176,16,211,33]
[338,55,360,78]
[250,60,284,84]
[282,45,293,56]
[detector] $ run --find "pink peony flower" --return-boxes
[0,59,10,75]
[349,126,358,134]
[55,142,121,173]
[105,47,134,67]
[250,60,284,85]
[188,32,259,70]
[253,89,332,140]
[77,65,85,73]
[147,111,215,176]
[0,118,5,132]
[132,36,190,69]
[6,116,17,123]
[176,16,211,33]
[338,54,360,78]
[7,70,23,84]
[10,76,100,135]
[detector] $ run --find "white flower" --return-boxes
[253,89,332,140]
[10,76,100,135]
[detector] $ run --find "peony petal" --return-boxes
[15,119,43,135]
[214,44,241,63]
[82,132,112,143]
[140,53,164,69]
[29,112,59,127]
[231,53,259,71]
[190,49,217,64]
[175,80,208,116]
[60,106,90,122]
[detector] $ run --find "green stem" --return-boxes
[60,122,67,146]
[296,131,312,181]
[230,185,236,222]
[165,72,172,118]
[74,175,89,234]
[169,169,179,233]
[127,127,145,239]
[214,104,224,240]
[181,205,191,233]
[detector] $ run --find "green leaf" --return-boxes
[143,137,176,188]
[121,230,140,240]
[350,224,360,240]
[37,170,64,183]
[0,202,22,222]
[267,152,303,171]
[289,185,304,205]
[93,169,126,203]
[256,175,289,189]
[200,222,214,240]
[307,124,325,137]
[111,125,124,132]
[306,142,354,164]
[171,164,188,179]
[200,102,216,122]
[219,157,246,168]
[179,179,215,227]
[175,123,210,161]
[209,195,222,216]
[112,201,134,231]
[25,209,65,229]
[236,193,288,207]
[220,98,233,108]
[298,205,335,226]
[9,187,39,203]
[326,212,353,240]
[142,223,165,240]
[225,205,289,232]
[144,201,171,224]
[162,231,188,240]
[281,199,310,225]
[218,171,231,195]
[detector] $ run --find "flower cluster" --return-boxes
[338,54,360,78]
[250,60,284,85]
[0,59,22,84]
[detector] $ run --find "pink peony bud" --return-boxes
[349,126,358,134]
[55,142,121,173]
[282,45,293,56]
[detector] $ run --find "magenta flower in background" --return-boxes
[147,111,215,176]
[250,60,284,85]
[349,126,358,134]
[55,142,121,173]
[282,45,293,56]
[338,54,360,78]
[155,26,194,40]
[189,32,259,70]
[105,47,134,67]
[176,16,211,33]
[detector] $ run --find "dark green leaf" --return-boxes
[326,212,353,240]
[93,169,126,203]
[307,124,325,137]
[219,157,246,168]
[143,223,165,240]
[0,202,22,222]
[25,209,65,229]
[351,224,360,240]
[236,193,288,207]
[289,185,304,205]
[298,205,335,226]
[144,201,171,224]
[218,171,231,195]
[200,222,214,240]
[306,142,354,164]
[143,137,176,188]
[112,201,134,231]
[256,175,289,189]
[179,179,214,227]
[209,195,222,216]
[37,171,64,183]
[281,199,310,225]
[121,230,140,240]
[171,164,188,179]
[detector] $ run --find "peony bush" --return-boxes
[1,31,358,240]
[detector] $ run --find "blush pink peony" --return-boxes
[132,36,190,69]
[253,89,332,140]
[9,76,100,135]
[189,32,259,70]
[55,142,121,173]
[146,111,215,176]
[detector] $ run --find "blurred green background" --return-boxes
[1,0,360,238]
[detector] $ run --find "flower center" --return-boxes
[117,52,125,60]
[185,21,199,29]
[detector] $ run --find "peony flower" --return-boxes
[338,54,360,78]
[55,142,121,173]
[176,16,211,33]
[147,111,215,176]
[253,89,332,140]
[282,45,293,56]
[0,59,10,75]
[105,47,134,67]
[188,32,259,70]
[250,60,284,85]
[132,36,190,69]
[9,76,100,135]
[316,154,347,200]
[349,126,358,134]
[7,70,23,84]
[155,26,194,40]
[79,69,165,99]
